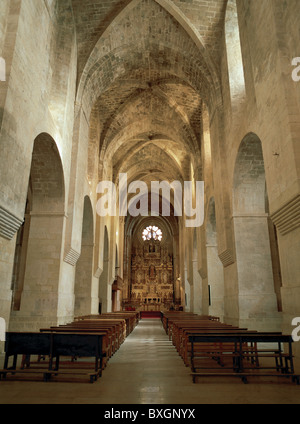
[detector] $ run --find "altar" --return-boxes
[142,299,162,312]
[125,225,175,313]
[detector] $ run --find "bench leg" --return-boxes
[4,353,9,371]
[44,372,52,382]
[12,355,18,373]
[21,354,31,369]
[55,356,60,372]
[284,357,291,374]
[277,343,284,372]
[90,374,98,384]
[283,342,295,375]
[95,357,99,373]
[292,375,300,385]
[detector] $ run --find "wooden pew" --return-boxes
[73,319,126,348]
[64,319,126,344]
[38,317,133,378]
[161,312,198,334]
[0,332,106,383]
[1,332,52,374]
[173,324,254,366]
[83,317,127,341]
[101,312,140,332]
[46,332,105,383]
[164,314,220,341]
[40,317,129,362]
[41,323,119,361]
[188,333,300,385]
[162,313,300,385]
[75,312,140,335]
[168,318,283,371]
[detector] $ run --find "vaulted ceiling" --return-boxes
[68,0,228,190]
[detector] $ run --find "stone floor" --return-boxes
[0,319,300,405]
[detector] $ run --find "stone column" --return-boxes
[9,213,66,331]
[206,243,224,321]
[233,214,282,332]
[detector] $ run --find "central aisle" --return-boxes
[99,318,192,404]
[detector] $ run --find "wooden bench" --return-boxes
[40,326,114,364]
[178,327,257,366]
[163,314,299,385]
[75,312,140,335]
[169,321,254,362]
[1,332,52,371]
[188,333,300,385]
[39,318,130,368]
[171,321,243,350]
[48,332,105,382]
[162,313,220,340]
[0,331,106,383]
[61,320,126,351]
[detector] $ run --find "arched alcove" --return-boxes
[10,133,66,331]
[232,133,281,332]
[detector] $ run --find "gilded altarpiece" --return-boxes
[130,240,174,311]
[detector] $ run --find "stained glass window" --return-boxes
[142,226,162,242]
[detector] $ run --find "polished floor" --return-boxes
[0,319,300,404]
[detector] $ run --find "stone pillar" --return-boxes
[192,258,202,315]
[9,213,66,331]
[207,243,224,321]
[74,241,94,316]
[233,214,282,332]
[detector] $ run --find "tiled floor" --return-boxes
[0,319,299,404]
